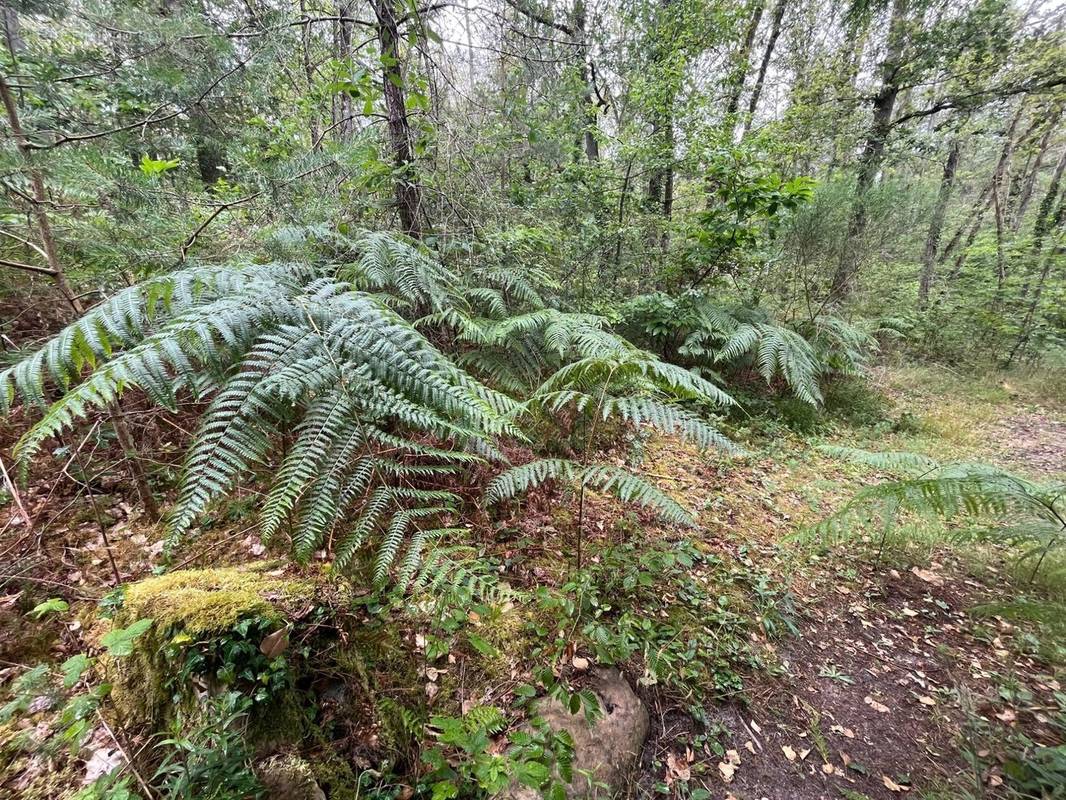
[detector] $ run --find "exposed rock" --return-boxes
[510,667,649,799]
[256,754,326,800]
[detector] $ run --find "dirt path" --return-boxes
[989,410,1066,477]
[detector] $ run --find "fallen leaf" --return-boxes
[996,708,1016,724]
[572,655,590,670]
[917,695,936,707]
[666,751,691,783]
[831,724,855,738]
[865,695,890,713]
[259,627,289,659]
[718,761,736,783]
[911,567,944,587]
[883,775,910,792]
[782,745,797,762]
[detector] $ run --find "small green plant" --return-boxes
[818,664,854,684]
[164,615,292,706]
[420,706,574,800]
[153,691,263,800]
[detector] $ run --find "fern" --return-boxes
[621,293,876,406]
[811,447,1066,578]
[485,458,695,526]
[0,251,507,582]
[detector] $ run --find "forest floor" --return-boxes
[1,364,1063,800]
[626,365,1066,800]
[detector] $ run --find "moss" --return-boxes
[120,565,312,636]
[256,754,324,800]
[308,754,363,800]
[105,565,316,729]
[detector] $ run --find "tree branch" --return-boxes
[0,257,57,276]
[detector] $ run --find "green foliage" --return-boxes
[527,541,792,699]
[485,459,696,526]
[153,691,263,800]
[27,598,69,619]
[621,292,876,406]
[101,619,154,657]
[811,448,1066,577]
[0,242,513,580]
[420,707,574,800]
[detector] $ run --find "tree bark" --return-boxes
[0,71,81,312]
[371,0,424,237]
[917,139,959,307]
[1,2,23,63]
[741,0,788,138]
[828,0,909,303]
[725,0,765,120]
[1009,107,1061,230]
[573,1,600,162]
[647,0,675,218]
[333,0,356,142]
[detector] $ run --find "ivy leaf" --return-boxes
[28,598,69,619]
[100,619,154,657]
[60,654,92,688]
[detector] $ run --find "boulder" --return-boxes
[256,754,326,800]
[511,667,649,799]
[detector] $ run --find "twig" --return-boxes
[96,709,156,799]
[0,454,32,531]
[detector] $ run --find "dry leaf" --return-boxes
[911,567,944,587]
[865,695,890,713]
[718,761,737,783]
[744,741,756,754]
[666,752,691,783]
[259,627,289,659]
[917,695,936,707]
[831,724,855,738]
[996,708,1017,723]
[782,745,797,762]
[883,775,910,792]
[572,655,590,670]
[798,748,812,761]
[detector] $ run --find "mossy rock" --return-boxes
[121,565,314,635]
[256,754,326,800]
[104,564,318,729]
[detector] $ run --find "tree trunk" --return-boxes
[1009,107,1061,230]
[0,72,81,312]
[1005,234,1064,366]
[300,0,321,149]
[828,0,908,303]
[917,139,959,307]
[0,70,160,521]
[333,0,356,142]
[573,1,599,162]
[371,0,424,237]
[647,0,675,218]
[725,0,765,120]
[741,0,787,138]
[1,2,23,63]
